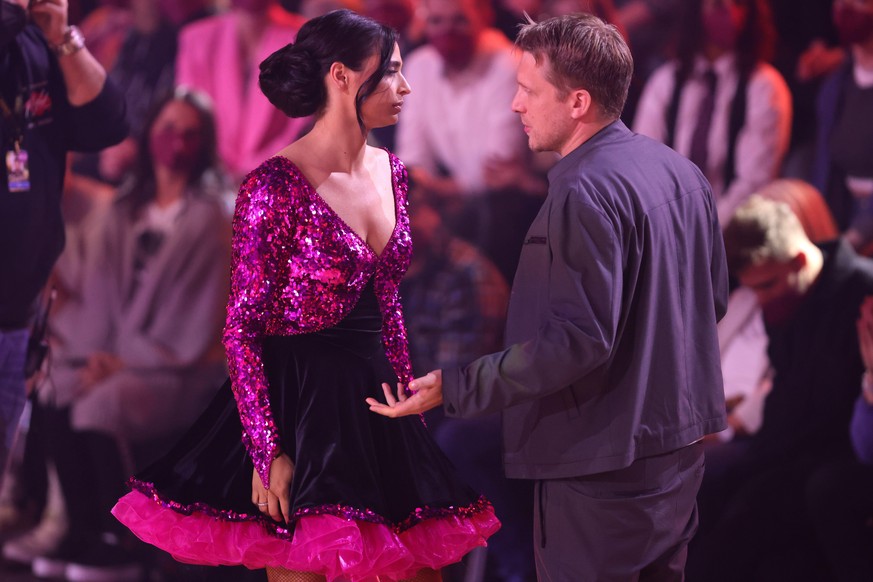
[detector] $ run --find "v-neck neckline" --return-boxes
[272,150,400,261]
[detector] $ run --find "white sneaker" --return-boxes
[2,460,68,564]
[2,519,66,564]
[65,562,144,582]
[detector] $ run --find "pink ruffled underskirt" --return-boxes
[112,490,500,582]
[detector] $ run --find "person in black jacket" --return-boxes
[0,0,127,482]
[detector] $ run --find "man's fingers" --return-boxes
[368,401,399,417]
[381,382,396,405]
[396,382,407,402]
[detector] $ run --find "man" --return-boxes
[0,0,127,482]
[370,13,729,580]
[687,195,873,581]
[395,0,536,265]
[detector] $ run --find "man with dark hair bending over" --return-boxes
[370,13,729,581]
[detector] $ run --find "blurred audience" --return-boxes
[76,0,133,71]
[397,0,542,278]
[634,0,792,226]
[75,0,191,184]
[21,90,231,582]
[811,0,873,251]
[801,294,873,582]
[175,0,310,182]
[688,195,873,582]
[397,1,526,208]
[769,0,843,176]
[401,192,534,582]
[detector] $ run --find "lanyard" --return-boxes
[1,37,38,151]
[0,92,25,150]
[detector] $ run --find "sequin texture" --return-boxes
[223,153,414,489]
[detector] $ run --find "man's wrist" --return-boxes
[50,25,85,57]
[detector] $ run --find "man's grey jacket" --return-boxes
[442,121,729,480]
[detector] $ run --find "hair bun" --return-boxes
[259,43,325,118]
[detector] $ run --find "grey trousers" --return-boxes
[533,442,705,582]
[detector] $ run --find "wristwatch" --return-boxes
[52,26,85,57]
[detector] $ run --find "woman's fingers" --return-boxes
[267,491,282,523]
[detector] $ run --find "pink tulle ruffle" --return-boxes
[112,490,500,582]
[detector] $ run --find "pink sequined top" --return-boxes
[222,152,413,489]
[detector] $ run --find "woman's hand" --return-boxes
[252,452,295,524]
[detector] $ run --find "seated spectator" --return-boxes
[26,89,231,582]
[687,195,873,582]
[175,0,310,181]
[811,0,873,251]
[717,179,839,442]
[633,0,792,226]
[396,0,535,263]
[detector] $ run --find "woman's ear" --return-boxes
[328,62,349,91]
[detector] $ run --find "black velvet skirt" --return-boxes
[113,282,500,580]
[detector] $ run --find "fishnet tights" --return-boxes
[264,568,442,582]
[265,568,325,582]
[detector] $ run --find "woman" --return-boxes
[633,0,792,226]
[112,10,499,582]
[26,88,231,581]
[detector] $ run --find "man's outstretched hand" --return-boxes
[366,370,444,417]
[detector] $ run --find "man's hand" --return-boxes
[79,351,123,391]
[29,0,69,47]
[366,370,444,418]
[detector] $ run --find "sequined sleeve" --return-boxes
[375,158,414,386]
[379,280,414,386]
[222,170,287,489]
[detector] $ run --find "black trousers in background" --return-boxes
[38,403,126,541]
[533,442,704,582]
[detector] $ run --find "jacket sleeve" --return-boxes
[222,171,287,489]
[443,197,622,417]
[63,76,128,152]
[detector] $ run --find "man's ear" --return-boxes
[790,251,808,272]
[328,62,349,91]
[569,89,593,120]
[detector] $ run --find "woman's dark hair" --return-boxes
[125,87,219,219]
[673,0,776,81]
[258,9,397,130]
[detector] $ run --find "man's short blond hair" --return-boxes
[723,195,809,275]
